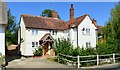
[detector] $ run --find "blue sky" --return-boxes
[7,2,117,26]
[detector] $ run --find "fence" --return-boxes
[57,53,120,68]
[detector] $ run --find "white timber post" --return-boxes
[97,54,99,66]
[77,55,80,68]
[113,53,115,63]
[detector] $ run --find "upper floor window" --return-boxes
[32,30,38,35]
[52,31,57,35]
[52,31,54,35]
[82,28,90,35]
[86,28,90,35]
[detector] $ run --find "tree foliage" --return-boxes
[99,3,120,53]
[5,9,18,45]
[41,9,61,19]
[103,4,120,41]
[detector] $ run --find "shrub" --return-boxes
[0,55,5,65]
[33,47,43,56]
[54,38,73,55]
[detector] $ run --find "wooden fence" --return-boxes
[57,53,120,68]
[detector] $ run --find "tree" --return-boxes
[5,9,18,45]
[103,3,120,41]
[41,9,61,19]
[41,9,52,17]
[100,3,120,53]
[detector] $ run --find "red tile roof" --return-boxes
[21,14,98,30]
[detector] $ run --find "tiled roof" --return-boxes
[22,14,65,30]
[21,14,98,30]
[65,14,87,28]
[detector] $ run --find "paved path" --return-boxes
[81,63,120,70]
[6,57,70,68]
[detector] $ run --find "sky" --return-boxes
[7,2,117,26]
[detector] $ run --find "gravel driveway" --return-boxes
[6,57,70,68]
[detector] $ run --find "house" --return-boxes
[18,4,98,56]
[0,1,7,55]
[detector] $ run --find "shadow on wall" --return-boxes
[5,45,21,62]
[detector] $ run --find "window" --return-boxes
[82,28,90,35]
[55,31,57,35]
[86,42,91,48]
[52,31,57,35]
[32,30,38,35]
[36,42,38,47]
[52,31,54,35]
[86,28,90,35]
[32,42,38,47]
[35,30,38,35]
[32,42,35,47]
[32,30,34,35]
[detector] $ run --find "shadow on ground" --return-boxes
[5,45,21,62]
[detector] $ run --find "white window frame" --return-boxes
[86,28,90,35]
[32,41,39,47]
[32,29,38,35]
[86,42,91,48]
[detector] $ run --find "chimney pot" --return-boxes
[52,11,58,18]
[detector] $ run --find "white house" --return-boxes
[0,1,7,55]
[18,4,98,56]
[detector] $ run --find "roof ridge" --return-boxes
[21,14,65,22]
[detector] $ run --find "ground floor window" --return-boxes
[32,42,35,47]
[32,42,39,47]
[86,42,91,48]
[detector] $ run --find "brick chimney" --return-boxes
[92,19,97,25]
[70,4,74,24]
[52,11,58,18]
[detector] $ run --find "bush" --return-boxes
[96,39,120,54]
[33,47,43,56]
[0,55,5,65]
[54,38,73,55]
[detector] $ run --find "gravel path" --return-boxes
[6,57,70,68]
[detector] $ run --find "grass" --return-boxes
[47,57,58,62]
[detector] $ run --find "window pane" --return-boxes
[36,30,38,35]
[86,43,88,48]
[52,31,54,35]
[32,30,34,35]
[32,42,34,47]
[55,31,57,35]
[36,42,38,46]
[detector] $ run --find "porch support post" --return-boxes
[48,42,51,55]
[43,49,44,56]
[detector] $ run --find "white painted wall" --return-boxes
[69,27,77,47]
[0,25,5,55]
[19,15,97,56]
[78,15,97,48]
[19,17,26,55]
